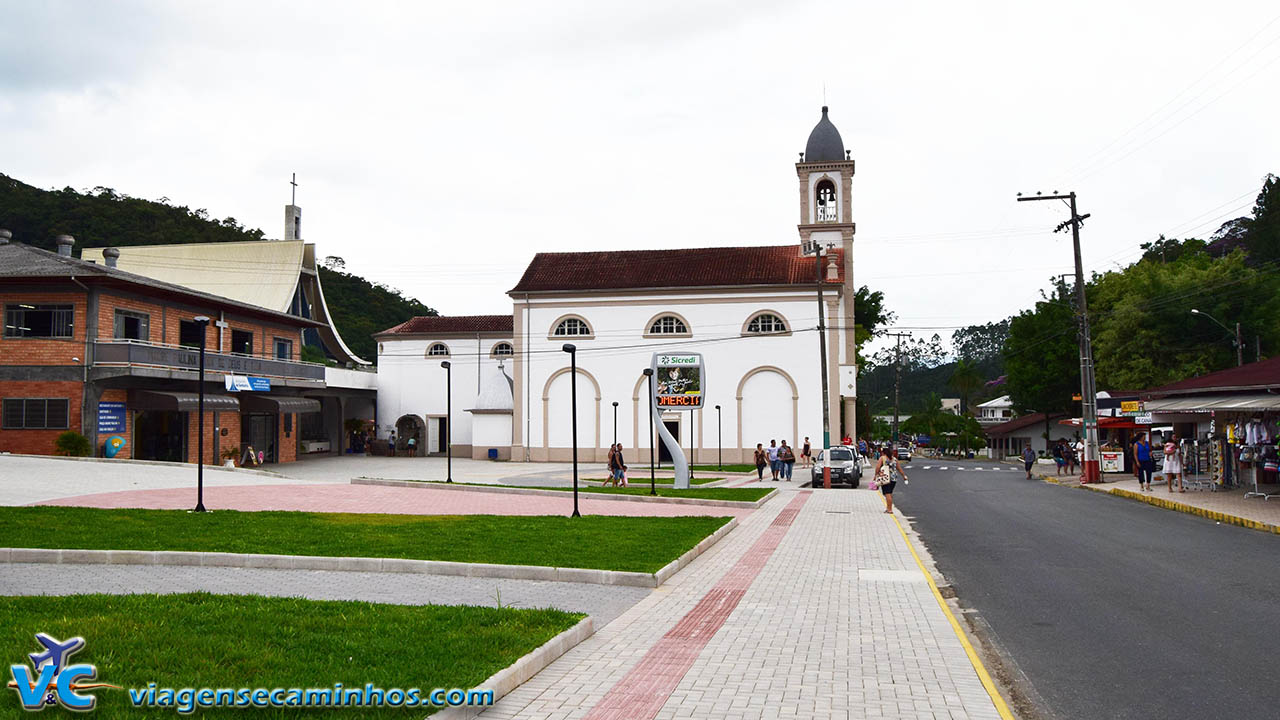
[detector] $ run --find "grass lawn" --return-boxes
[585,475,721,485]
[0,507,729,574]
[688,463,759,473]
[409,480,769,503]
[0,593,580,717]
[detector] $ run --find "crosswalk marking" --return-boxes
[916,465,1018,473]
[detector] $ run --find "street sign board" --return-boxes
[97,402,126,433]
[654,353,704,408]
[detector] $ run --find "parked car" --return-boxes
[896,446,912,462]
[812,446,862,487]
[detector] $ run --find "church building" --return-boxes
[375,107,859,463]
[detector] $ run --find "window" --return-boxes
[553,318,591,336]
[491,342,514,358]
[2,398,69,429]
[231,329,254,355]
[815,179,838,223]
[427,343,450,356]
[274,338,293,360]
[746,313,788,334]
[4,304,74,338]
[113,310,150,341]
[648,315,689,335]
[178,320,205,348]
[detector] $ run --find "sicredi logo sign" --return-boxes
[658,355,698,365]
[8,633,116,711]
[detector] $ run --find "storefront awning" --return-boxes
[237,394,322,414]
[129,390,240,412]
[1146,394,1280,413]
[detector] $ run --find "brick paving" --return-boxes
[35,483,750,518]
[477,484,1003,720]
[0,563,650,627]
[1089,474,1280,528]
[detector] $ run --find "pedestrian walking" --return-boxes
[767,440,780,481]
[388,431,396,457]
[407,435,417,458]
[1022,444,1036,479]
[1163,433,1184,492]
[873,446,907,514]
[801,437,812,468]
[1052,440,1065,476]
[779,440,796,481]
[615,444,628,487]
[754,443,767,479]
[1133,432,1155,491]
[1069,436,1082,475]
[607,444,620,487]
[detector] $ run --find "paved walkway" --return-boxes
[1086,473,1280,528]
[477,483,1004,720]
[0,563,650,627]
[36,483,750,518]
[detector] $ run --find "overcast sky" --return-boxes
[3,0,1279,356]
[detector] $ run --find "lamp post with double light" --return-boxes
[714,404,722,470]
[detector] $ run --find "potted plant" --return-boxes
[221,446,239,469]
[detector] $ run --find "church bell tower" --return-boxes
[797,106,857,443]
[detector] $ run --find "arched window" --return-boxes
[648,314,689,335]
[426,343,450,357]
[491,342,514,358]
[552,317,592,337]
[815,179,838,223]
[745,312,789,334]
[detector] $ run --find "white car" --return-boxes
[811,446,862,487]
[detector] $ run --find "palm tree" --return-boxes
[948,358,984,414]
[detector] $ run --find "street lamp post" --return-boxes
[441,361,452,482]
[714,404,722,470]
[562,344,580,517]
[612,401,618,446]
[1190,309,1243,367]
[193,316,210,512]
[644,368,656,496]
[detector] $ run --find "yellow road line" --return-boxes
[892,514,1017,720]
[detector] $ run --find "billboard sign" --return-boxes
[654,354,703,408]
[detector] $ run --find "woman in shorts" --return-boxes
[872,446,907,514]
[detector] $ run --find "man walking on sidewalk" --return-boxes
[1023,444,1037,480]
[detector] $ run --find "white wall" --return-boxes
[516,288,849,462]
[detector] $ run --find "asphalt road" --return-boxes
[894,459,1280,720]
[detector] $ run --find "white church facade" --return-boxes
[375,107,860,463]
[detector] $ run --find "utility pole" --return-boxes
[885,332,912,446]
[1017,191,1101,483]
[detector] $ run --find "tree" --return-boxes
[1241,173,1280,266]
[951,319,1010,363]
[322,255,346,270]
[1003,283,1079,440]
[947,358,984,414]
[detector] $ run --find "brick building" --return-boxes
[0,230,327,464]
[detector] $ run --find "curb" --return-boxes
[0,518,739,588]
[0,453,284,478]
[1085,485,1280,535]
[351,477,776,509]
[431,616,595,720]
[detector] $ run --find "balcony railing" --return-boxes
[94,339,325,381]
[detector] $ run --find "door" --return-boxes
[134,410,185,462]
[659,420,680,463]
[241,413,278,463]
[427,418,441,454]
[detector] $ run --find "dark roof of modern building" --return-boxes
[509,244,844,294]
[1144,355,1280,396]
[0,241,323,327]
[377,315,514,336]
[803,106,846,163]
[985,412,1067,436]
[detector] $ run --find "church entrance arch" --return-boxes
[394,414,425,456]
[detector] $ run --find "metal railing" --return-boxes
[94,339,325,380]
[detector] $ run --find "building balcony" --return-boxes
[93,339,325,382]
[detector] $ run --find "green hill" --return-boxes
[0,173,434,363]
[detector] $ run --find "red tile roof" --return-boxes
[378,315,513,336]
[509,244,844,293]
[1144,355,1280,395]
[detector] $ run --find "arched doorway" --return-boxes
[394,414,425,457]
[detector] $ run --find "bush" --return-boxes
[54,431,92,457]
